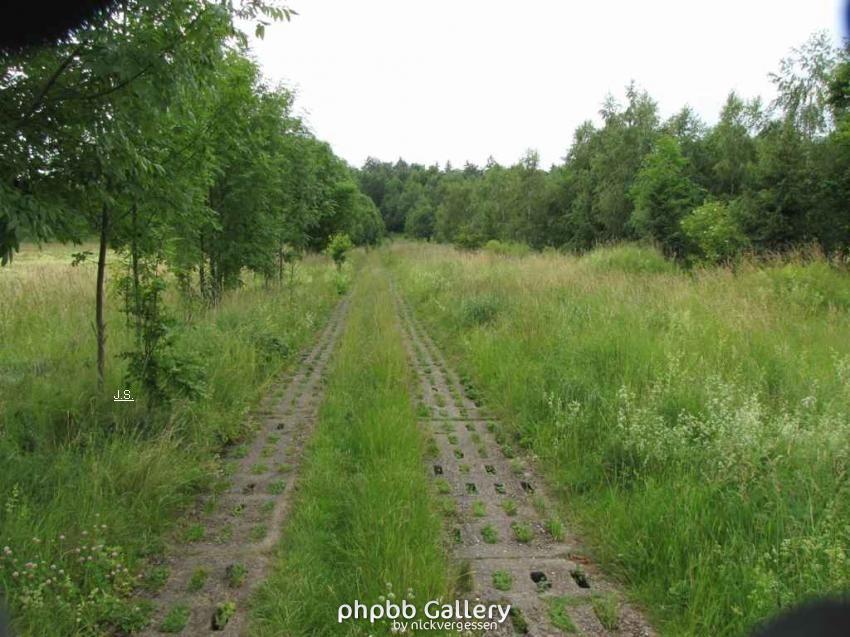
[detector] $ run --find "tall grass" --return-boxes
[0,243,341,635]
[390,241,850,636]
[250,259,451,637]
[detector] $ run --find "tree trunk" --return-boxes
[130,204,141,342]
[198,232,206,301]
[96,204,109,390]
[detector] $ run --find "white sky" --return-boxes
[246,0,847,169]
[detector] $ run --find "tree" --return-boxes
[630,135,703,256]
[326,233,353,270]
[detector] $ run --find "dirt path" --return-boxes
[393,289,655,637]
[139,296,350,636]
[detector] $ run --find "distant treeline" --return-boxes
[357,32,850,263]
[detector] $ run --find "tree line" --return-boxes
[0,0,383,389]
[358,32,849,263]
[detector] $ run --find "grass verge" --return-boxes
[0,243,342,635]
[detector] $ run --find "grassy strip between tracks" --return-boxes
[250,258,452,636]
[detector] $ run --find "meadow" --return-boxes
[388,241,850,636]
[0,243,342,635]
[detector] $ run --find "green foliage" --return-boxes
[682,201,750,263]
[630,135,704,256]
[326,233,353,271]
[581,244,676,274]
[492,570,513,591]
[160,604,191,633]
[212,601,237,630]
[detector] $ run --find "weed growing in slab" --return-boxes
[435,479,451,494]
[250,525,267,541]
[261,445,275,458]
[226,563,248,588]
[456,561,473,593]
[184,524,205,542]
[439,498,457,518]
[548,597,577,632]
[267,434,280,444]
[459,463,470,474]
[212,600,237,630]
[251,463,269,475]
[502,499,519,516]
[592,594,620,630]
[447,433,459,445]
[160,604,190,633]
[472,501,487,517]
[545,517,565,541]
[509,606,529,633]
[481,524,499,544]
[277,463,293,474]
[531,496,547,516]
[188,568,208,592]
[144,564,170,592]
[510,458,524,475]
[512,521,534,543]
[269,480,286,495]
[492,570,513,591]
[261,500,275,515]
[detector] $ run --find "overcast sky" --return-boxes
[246,0,846,169]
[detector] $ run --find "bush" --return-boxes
[681,201,749,264]
[326,233,353,271]
[483,240,531,257]
[582,244,676,274]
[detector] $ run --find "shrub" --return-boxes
[483,240,531,257]
[681,200,749,263]
[582,244,676,274]
[326,233,353,271]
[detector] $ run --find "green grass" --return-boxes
[160,604,191,633]
[249,261,451,636]
[511,521,534,543]
[492,570,513,591]
[187,568,208,592]
[481,524,499,544]
[547,597,577,632]
[390,240,850,636]
[0,243,341,636]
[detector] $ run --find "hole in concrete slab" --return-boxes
[453,528,462,543]
[494,483,506,494]
[454,449,464,459]
[521,481,535,494]
[466,483,478,494]
[242,483,256,494]
[570,568,590,588]
[484,465,496,475]
[433,465,443,475]
[465,423,476,431]
[276,422,285,430]
[530,571,551,592]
